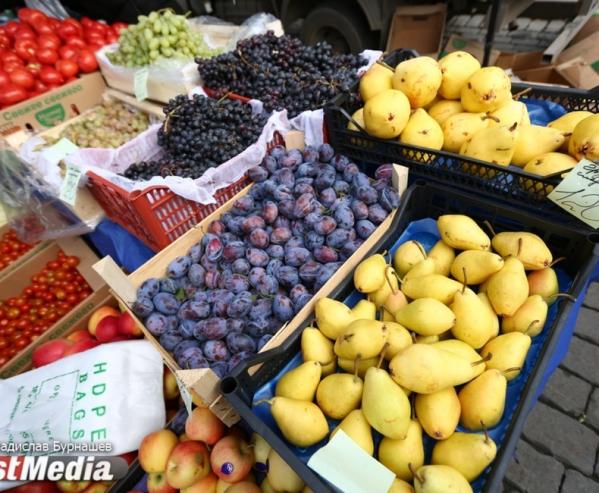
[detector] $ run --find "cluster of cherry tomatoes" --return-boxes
[0,250,92,367]
[0,8,127,108]
[0,228,38,271]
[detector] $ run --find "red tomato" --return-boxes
[56,59,78,78]
[3,63,24,73]
[18,8,46,26]
[86,34,105,46]
[26,62,41,77]
[38,33,60,50]
[1,52,21,65]
[37,48,58,66]
[39,66,64,86]
[105,32,118,44]
[32,19,54,36]
[112,22,128,33]
[80,17,94,29]
[58,45,78,61]
[5,22,19,38]
[66,37,87,50]
[0,34,10,49]
[33,79,48,94]
[76,49,97,73]
[15,39,37,62]
[0,84,28,106]
[58,19,83,41]
[14,25,36,41]
[87,43,104,53]
[0,70,9,87]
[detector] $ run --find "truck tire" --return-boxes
[301,2,372,53]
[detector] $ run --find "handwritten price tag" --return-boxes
[59,162,82,206]
[134,67,149,101]
[548,159,599,229]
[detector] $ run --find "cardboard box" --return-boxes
[442,35,500,65]
[0,224,51,282]
[0,237,106,378]
[0,72,106,142]
[513,65,571,86]
[558,30,599,73]
[386,3,447,55]
[555,57,599,89]
[568,13,599,47]
[496,51,544,72]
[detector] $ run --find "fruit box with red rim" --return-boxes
[0,72,107,148]
[92,163,407,426]
[0,224,51,282]
[0,236,106,378]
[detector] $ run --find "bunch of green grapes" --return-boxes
[107,9,220,67]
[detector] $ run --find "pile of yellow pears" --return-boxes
[262,213,564,493]
[352,52,599,181]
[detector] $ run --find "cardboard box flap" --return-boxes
[386,3,447,54]
[496,51,544,71]
[558,30,599,68]
[555,57,599,90]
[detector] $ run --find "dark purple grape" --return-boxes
[160,330,184,352]
[248,165,268,182]
[274,185,294,202]
[326,228,353,249]
[226,332,257,354]
[146,312,168,336]
[270,145,287,160]
[314,245,339,263]
[137,278,160,299]
[232,195,254,215]
[281,149,302,168]
[225,273,250,294]
[278,199,295,219]
[289,284,309,303]
[263,179,277,196]
[227,351,254,372]
[224,216,244,235]
[368,204,388,224]
[256,274,279,296]
[294,181,315,196]
[179,277,199,298]
[200,254,218,272]
[159,278,178,294]
[250,299,272,320]
[211,361,228,378]
[291,219,307,238]
[222,241,245,262]
[313,216,337,235]
[270,227,292,245]
[203,340,230,362]
[197,318,228,340]
[315,262,343,290]
[249,182,267,200]
[305,211,323,228]
[305,230,325,250]
[212,291,234,317]
[273,167,295,187]
[246,317,270,338]
[318,144,335,162]
[266,244,285,259]
[246,248,269,267]
[352,172,371,190]
[188,242,203,263]
[296,163,317,178]
[343,162,360,182]
[227,319,245,333]
[208,219,226,235]
[273,216,291,229]
[379,187,400,211]
[355,220,377,239]
[351,199,369,220]
[242,215,266,234]
[356,186,378,205]
[263,154,279,174]
[227,292,253,318]
[133,297,154,318]
[261,200,278,224]
[204,270,221,289]
[334,205,355,229]
[375,164,394,182]
[333,180,350,195]
[165,315,178,332]
[332,195,352,211]
[179,347,209,369]
[192,290,209,303]
[178,319,196,338]
[257,334,273,351]
[267,258,284,278]
[286,236,305,249]
[174,340,200,360]
[178,300,210,320]
[293,193,314,218]
[248,228,269,249]
[273,294,294,321]
[296,177,315,187]
[303,146,319,162]
[315,170,336,191]
[277,265,300,287]
[153,292,180,315]
[285,247,312,267]
[331,154,349,172]
[293,293,312,313]
[299,260,321,285]
[188,263,206,287]
[232,258,251,275]
[249,267,266,287]
[372,179,387,192]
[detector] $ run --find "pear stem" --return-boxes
[414,241,427,260]
[517,237,523,257]
[524,320,540,335]
[376,60,394,71]
[483,220,497,237]
[549,292,577,302]
[482,423,490,444]
[353,357,361,378]
[472,353,493,366]
[513,87,532,100]
[408,463,424,484]
[385,266,400,294]
[461,267,468,293]
[549,257,566,267]
[508,121,519,132]
[389,267,404,288]
[503,367,521,376]
[483,114,501,123]
[377,344,388,368]
[254,398,273,406]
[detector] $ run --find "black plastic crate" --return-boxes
[323,49,599,225]
[221,182,599,493]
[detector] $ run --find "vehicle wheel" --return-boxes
[301,2,373,53]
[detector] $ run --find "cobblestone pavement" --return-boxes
[502,283,599,493]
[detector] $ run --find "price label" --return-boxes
[59,162,82,206]
[175,375,193,416]
[134,67,149,101]
[548,159,599,229]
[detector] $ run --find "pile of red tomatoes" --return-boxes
[0,228,37,271]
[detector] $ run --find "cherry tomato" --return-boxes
[6,307,20,320]
[0,34,10,49]
[14,25,36,41]
[58,19,83,41]
[66,37,87,50]
[65,256,80,268]
[5,22,19,38]
[32,19,53,36]
[38,33,61,50]
[39,66,64,86]
[1,51,23,66]
[112,22,128,33]
[0,84,28,106]
[36,48,57,66]
[9,68,35,90]
[56,59,78,78]
[0,70,9,87]
[58,45,78,61]
[105,32,118,45]
[76,49,97,73]
[15,39,37,62]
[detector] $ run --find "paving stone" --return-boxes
[574,307,599,345]
[523,401,599,475]
[506,439,564,493]
[561,336,599,387]
[587,388,599,431]
[541,368,591,416]
[560,469,599,493]
[583,283,599,311]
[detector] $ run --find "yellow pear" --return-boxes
[393,56,442,108]
[401,275,462,305]
[395,298,455,336]
[348,107,365,131]
[512,125,566,167]
[432,339,487,377]
[548,110,592,151]
[491,232,552,270]
[388,478,415,493]
[389,344,477,394]
[275,360,321,401]
[461,66,511,113]
[382,289,408,321]
[385,321,413,359]
[415,334,439,344]
[351,299,377,320]
[268,397,328,447]
[334,319,387,359]
[428,100,463,125]
[442,112,489,153]
[364,89,411,139]
[330,409,374,455]
[404,258,437,280]
[413,465,473,493]
[428,240,455,276]
[338,356,379,378]
[378,420,425,481]
[415,387,460,440]
[486,257,529,316]
[488,100,530,129]
[354,254,387,293]
[301,327,336,376]
[527,267,559,304]
[480,332,531,380]
[451,286,498,349]
[458,369,506,430]
[431,432,497,481]
[362,366,411,439]
[251,433,271,468]
[370,267,400,307]
[315,298,355,340]
[522,152,577,187]
[450,250,504,284]
[459,124,518,167]
[394,240,427,277]
[437,215,490,251]
[316,372,363,420]
[399,109,444,150]
[267,448,304,493]
[502,294,548,336]
[360,64,393,102]
[569,113,599,161]
[438,51,481,100]
[301,488,314,493]
[478,292,500,337]
[260,478,277,493]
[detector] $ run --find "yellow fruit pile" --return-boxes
[262,214,564,492]
[352,53,599,180]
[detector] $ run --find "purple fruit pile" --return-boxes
[132,144,399,375]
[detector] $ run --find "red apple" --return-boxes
[56,482,90,493]
[164,369,180,400]
[180,473,218,493]
[185,407,225,446]
[118,311,143,337]
[66,329,93,343]
[138,429,178,473]
[147,472,177,493]
[119,451,137,465]
[109,335,133,342]
[88,306,120,336]
[32,339,73,368]
[95,316,120,342]
[80,484,107,493]
[63,339,100,356]
[165,441,211,489]
[10,482,60,493]
[223,482,260,493]
[210,436,254,483]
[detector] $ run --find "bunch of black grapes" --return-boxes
[196,32,364,117]
[132,143,399,375]
[122,94,268,181]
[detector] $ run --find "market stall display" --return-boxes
[0,226,42,276]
